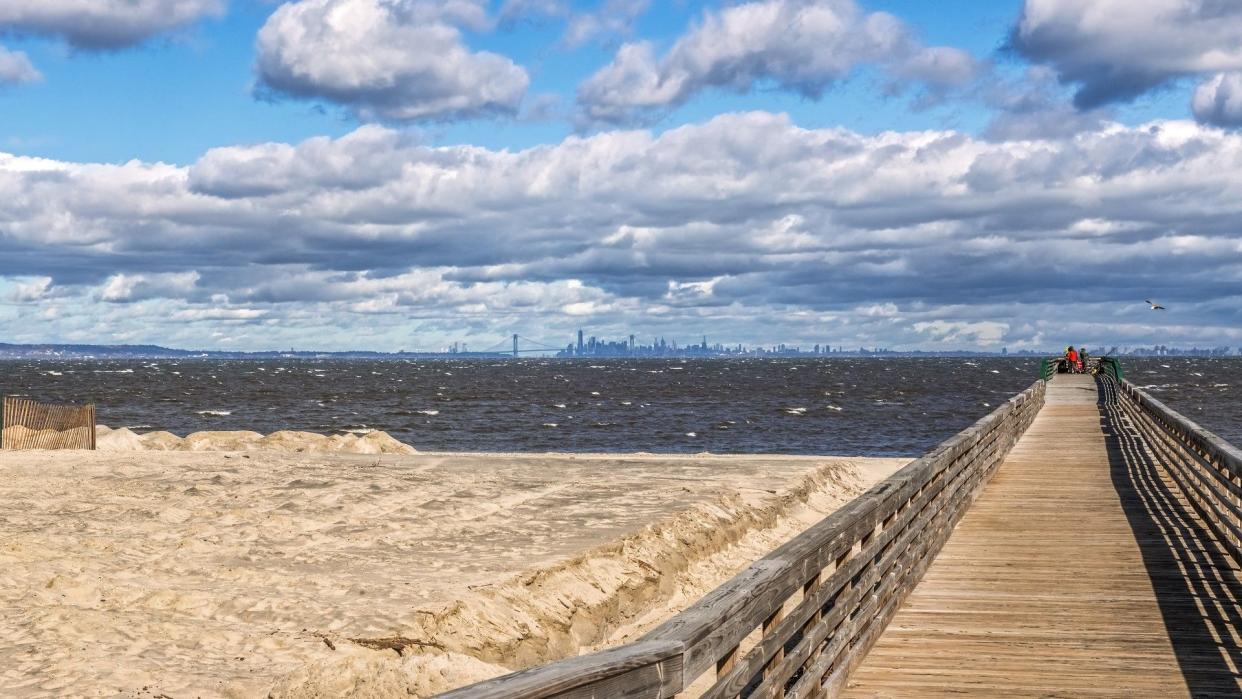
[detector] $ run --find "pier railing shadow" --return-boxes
[1099,377,1242,697]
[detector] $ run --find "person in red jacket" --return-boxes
[1066,346,1079,373]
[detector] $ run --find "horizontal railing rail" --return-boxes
[1115,378,1242,566]
[440,380,1047,699]
[1040,357,1062,380]
[1,395,96,450]
[1097,356,1123,382]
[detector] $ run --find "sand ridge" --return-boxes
[0,450,905,697]
[92,424,418,455]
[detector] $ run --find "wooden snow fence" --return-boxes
[1,396,96,450]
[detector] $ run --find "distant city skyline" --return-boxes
[2,2,1241,351]
[1,334,1237,361]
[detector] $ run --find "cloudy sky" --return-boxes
[1,0,1240,352]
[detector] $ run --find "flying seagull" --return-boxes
[1145,299,1166,310]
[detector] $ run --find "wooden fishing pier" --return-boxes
[442,362,1242,698]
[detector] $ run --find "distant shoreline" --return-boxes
[2,341,1050,360]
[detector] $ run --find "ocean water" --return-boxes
[1121,357,1242,445]
[1,357,1238,455]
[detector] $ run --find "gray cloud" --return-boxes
[0,0,224,50]
[1011,0,1242,111]
[3,113,1242,350]
[1193,72,1242,127]
[254,0,530,122]
[0,44,40,84]
[577,0,978,125]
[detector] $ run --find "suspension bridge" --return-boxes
[470,334,568,356]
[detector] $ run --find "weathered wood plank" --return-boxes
[843,374,1242,698]
[435,640,685,699]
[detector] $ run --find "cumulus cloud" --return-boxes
[1011,0,1242,110]
[0,45,40,84]
[1193,72,1242,127]
[254,0,530,121]
[577,0,977,124]
[983,66,1113,141]
[99,272,201,303]
[0,0,224,49]
[6,276,52,303]
[4,113,1242,349]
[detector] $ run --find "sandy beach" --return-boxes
[0,448,905,697]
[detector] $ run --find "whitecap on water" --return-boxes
[784,407,807,415]
[685,432,697,437]
[554,404,567,409]
[417,409,439,416]
[197,410,231,417]
[542,422,558,428]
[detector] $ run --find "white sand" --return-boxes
[0,449,905,697]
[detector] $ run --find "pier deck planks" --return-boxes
[843,373,1242,698]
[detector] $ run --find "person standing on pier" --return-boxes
[1078,347,1089,373]
[1065,346,1079,373]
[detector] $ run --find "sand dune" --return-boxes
[93,425,417,455]
[0,450,904,697]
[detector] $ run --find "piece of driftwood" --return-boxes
[438,380,1045,698]
[1,396,96,450]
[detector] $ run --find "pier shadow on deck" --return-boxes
[1101,380,1242,698]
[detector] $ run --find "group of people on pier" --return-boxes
[1064,345,1090,373]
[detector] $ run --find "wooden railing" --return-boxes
[440,380,1047,699]
[1040,356,1063,380]
[1114,379,1242,566]
[1,396,97,450]
[1097,356,1123,382]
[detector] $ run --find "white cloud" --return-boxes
[255,0,529,121]
[1193,72,1242,127]
[914,320,1008,345]
[4,113,1242,348]
[6,276,52,303]
[0,45,41,84]
[0,0,224,49]
[577,0,977,124]
[99,272,201,303]
[1012,0,1242,110]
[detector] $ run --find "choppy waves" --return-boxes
[13,356,1239,454]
